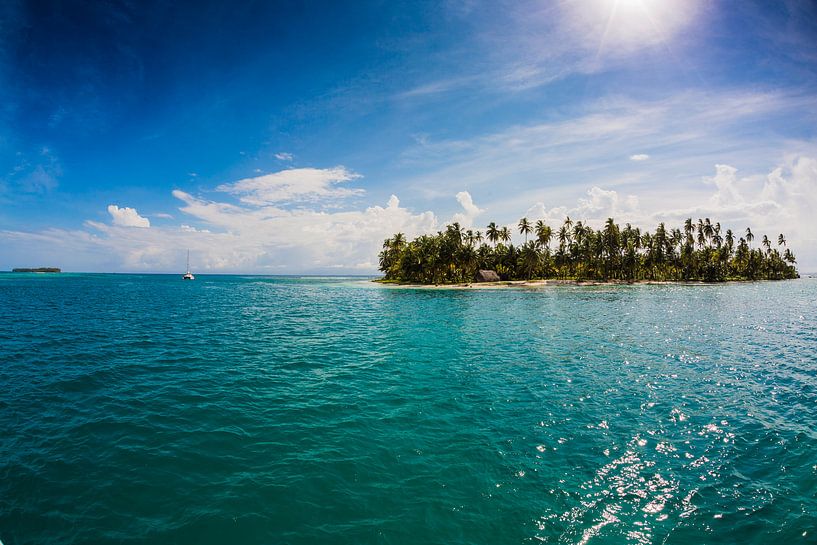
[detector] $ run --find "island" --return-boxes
[378,217,798,285]
[12,268,61,273]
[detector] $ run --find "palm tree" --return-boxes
[486,222,500,246]
[446,222,463,244]
[535,220,552,250]
[464,230,476,248]
[745,227,754,248]
[703,218,714,247]
[712,230,722,249]
[558,225,568,249]
[518,241,540,279]
[573,221,585,246]
[762,235,771,254]
[725,229,734,250]
[518,217,532,243]
[602,218,620,279]
[378,219,798,284]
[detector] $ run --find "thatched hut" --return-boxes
[475,269,500,282]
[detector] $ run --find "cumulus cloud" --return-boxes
[0,180,462,272]
[519,158,816,268]
[216,167,363,206]
[274,152,294,161]
[2,159,814,272]
[162,190,439,270]
[450,191,484,228]
[706,164,747,208]
[525,186,641,232]
[630,154,650,161]
[107,205,150,228]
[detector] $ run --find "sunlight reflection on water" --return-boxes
[0,275,815,544]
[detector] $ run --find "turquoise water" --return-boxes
[1,274,816,544]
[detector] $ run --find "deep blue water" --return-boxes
[1,273,816,544]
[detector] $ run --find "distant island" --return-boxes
[12,268,61,273]
[378,217,798,284]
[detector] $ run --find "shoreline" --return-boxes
[371,278,795,290]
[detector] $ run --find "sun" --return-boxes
[578,0,699,56]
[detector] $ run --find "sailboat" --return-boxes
[182,250,195,280]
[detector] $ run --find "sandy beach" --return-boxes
[371,278,724,290]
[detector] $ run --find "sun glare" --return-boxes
[573,0,698,57]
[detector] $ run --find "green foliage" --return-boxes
[378,217,799,284]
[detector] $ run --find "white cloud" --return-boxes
[525,186,641,231]
[179,224,211,233]
[216,167,363,206]
[396,88,817,224]
[274,152,294,161]
[2,157,814,272]
[0,183,456,272]
[450,191,484,228]
[706,164,747,208]
[517,158,817,268]
[107,205,150,228]
[163,189,439,271]
[630,154,650,161]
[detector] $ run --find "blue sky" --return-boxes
[1,0,816,272]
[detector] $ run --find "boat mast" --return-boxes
[186,250,190,273]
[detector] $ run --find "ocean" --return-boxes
[1,273,815,544]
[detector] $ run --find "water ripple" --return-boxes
[0,275,815,544]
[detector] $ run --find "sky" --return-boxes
[1,0,816,273]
